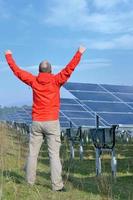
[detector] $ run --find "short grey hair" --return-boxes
[39,61,52,73]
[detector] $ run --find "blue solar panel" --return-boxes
[114,93,133,103]
[0,108,32,124]
[64,82,133,126]
[128,103,133,109]
[60,121,71,128]
[98,113,133,125]
[70,118,103,127]
[60,98,98,127]
[64,82,104,92]
[71,91,120,102]
[101,84,133,93]
[15,110,32,122]
[60,112,64,117]
[59,116,72,128]
[17,112,29,117]
[24,107,32,112]
[61,104,86,111]
[84,102,133,113]
[60,98,78,104]
[23,107,32,115]
[62,111,93,118]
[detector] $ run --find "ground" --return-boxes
[0,123,133,200]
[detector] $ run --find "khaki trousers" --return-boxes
[26,120,64,190]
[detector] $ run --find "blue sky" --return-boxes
[0,0,133,106]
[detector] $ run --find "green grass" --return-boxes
[0,122,133,200]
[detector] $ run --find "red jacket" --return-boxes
[5,51,82,121]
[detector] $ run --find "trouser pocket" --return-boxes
[55,135,61,149]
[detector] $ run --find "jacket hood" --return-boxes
[36,72,53,85]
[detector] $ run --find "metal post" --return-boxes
[70,140,75,159]
[85,134,89,143]
[96,148,101,176]
[111,148,117,177]
[79,140,83,160]
[96,114,100,129]
[79,127,83,160]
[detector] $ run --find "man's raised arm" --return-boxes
[54,46,86,86]
[5,50,35,86]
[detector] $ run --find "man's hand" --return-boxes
[79,46,86,54]
[5,50,12,55]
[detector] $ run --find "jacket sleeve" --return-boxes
[54,50,82,86]
[5,53,35,86]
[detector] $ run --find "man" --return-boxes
[5,46,86,191]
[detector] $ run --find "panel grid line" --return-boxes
[98,84,133,112]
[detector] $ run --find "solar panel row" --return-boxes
[1,82,133,128]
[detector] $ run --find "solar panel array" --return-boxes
[60,98,104,128]
[0,107,32,124]
[0,99,104,128]
[1,82,133,128]
[64,82,133,126]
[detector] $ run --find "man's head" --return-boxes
[39,60,52,73]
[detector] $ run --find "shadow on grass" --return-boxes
[112,175,133,200]
[2,170,25,184]
[38,157,50,166]
[64,173,133,199]
[37,171,50,180]
[1,170,51,190]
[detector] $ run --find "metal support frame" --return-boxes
[90,115,117,176]
[95,147,117,176]
[65,116,117,176]
[66,125,84,160]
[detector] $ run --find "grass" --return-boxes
[0,122,133,200]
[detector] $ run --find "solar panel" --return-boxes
[69,118,102,127]
[62,111,93,118]
[71,91,120,102]
[101,84,133,93]
[61,104,86,111]
[128,103,133,109]
[16,109,32,123]
[60,98,101,127]
[60,98,78,104]
[64,82,104,92]
[23,107,32,115]
[114,93,133,103]
[60,121,70,128]
[98,113,133,125]
[64,82,133,126]
[59,116,71,128]
[84,102,133,113]
[0,107,32,124]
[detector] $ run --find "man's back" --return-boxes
[31,72,60,121]
[5,48,85,121]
